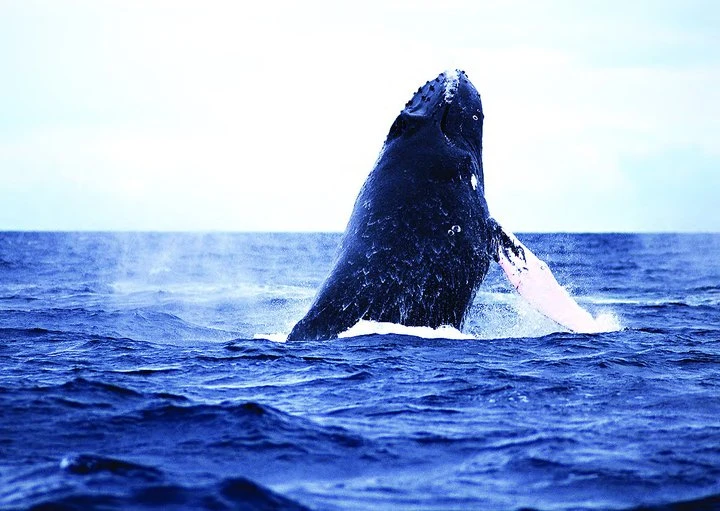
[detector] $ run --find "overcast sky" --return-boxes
[1,0,718,232]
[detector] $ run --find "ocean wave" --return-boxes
[8,457,311,511]
[0,307,238,345]
[0,326,65,337]
[623,493,720,511]
[5,378,190,412]
[56,377,145,398]
[60,453,162,480]
[97,400,370,460]
[111,366,183,376]
[3,232,720,510]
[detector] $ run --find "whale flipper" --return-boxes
[492,223,601,333]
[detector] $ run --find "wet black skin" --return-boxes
[288,70,497,341]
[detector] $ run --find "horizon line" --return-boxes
[1,229,719,235]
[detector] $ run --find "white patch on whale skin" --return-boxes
[443,69,460,103]
[338,320,474,340]
[471,174,478,190]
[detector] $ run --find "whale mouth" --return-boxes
[439,102,453,138]
[439,70,460,138]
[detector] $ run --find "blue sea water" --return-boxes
[0,232,719,511]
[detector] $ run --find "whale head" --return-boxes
[382,69,485,190]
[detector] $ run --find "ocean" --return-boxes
[0,232,718,510]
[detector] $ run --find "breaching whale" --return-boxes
[288,70,599,341]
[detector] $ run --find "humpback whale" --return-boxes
[288,70,599,341]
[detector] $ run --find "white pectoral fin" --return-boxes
[494,226,602,334]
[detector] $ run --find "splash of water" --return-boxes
[338,320,474,340]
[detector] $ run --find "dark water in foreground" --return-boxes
[1,232,719,511]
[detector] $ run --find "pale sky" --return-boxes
[1,0,718,232]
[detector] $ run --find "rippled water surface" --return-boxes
[1,232,719,510]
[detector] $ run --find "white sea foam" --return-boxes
[468,291,622,339]
[584,296,643,305]
[253,332,290,343]
[338,320,475,340]
[591,312,622,332]
[261,292,621,343]
[263,303,621,343]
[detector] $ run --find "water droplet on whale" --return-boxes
[448,225,462,236]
